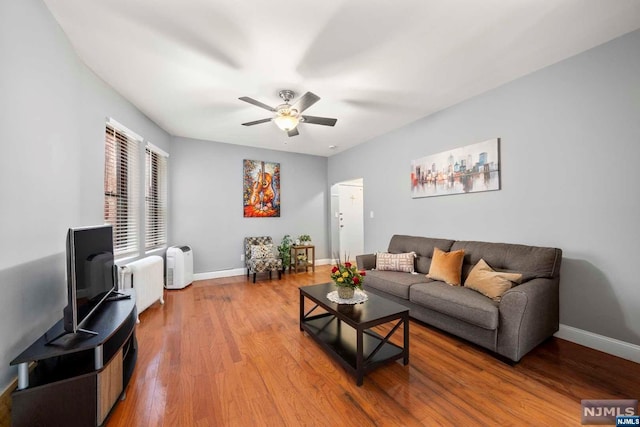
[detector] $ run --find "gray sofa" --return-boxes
[356,235,562,362]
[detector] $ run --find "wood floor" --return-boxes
[106,266,640,426]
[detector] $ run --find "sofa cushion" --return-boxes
[410,281,499,330]
[388,235,455,274]
[451,240,562,282]
[427,248,465,286]
[376,252,416,272]
[464,259,522,300]
[365,270,430,299]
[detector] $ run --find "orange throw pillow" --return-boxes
[427,247,465,286]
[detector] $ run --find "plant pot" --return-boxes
[336,286,355,299]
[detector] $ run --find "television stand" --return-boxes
[10,289,137,427]
[105,294,131,302]
[44,327,99,346]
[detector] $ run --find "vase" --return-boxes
[337,286,355,299]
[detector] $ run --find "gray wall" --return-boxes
[170,137,328,273]
[329,30,640,346]
[0,0,171,391]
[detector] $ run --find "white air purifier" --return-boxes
[166,245,194,289]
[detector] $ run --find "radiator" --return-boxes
[120,255,165,322]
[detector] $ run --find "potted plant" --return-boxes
[298,234,312,245]
[296,253,308,265]
[330,255,366,299]
[277,234,293,271]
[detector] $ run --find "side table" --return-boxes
[290,245,315,273]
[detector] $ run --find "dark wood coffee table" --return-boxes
[299,283,409,386]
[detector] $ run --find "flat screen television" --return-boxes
[63,224,117,335]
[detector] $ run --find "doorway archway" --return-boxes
[330,178,364,262]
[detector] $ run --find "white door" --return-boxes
[337,181,364,262]
[330,192,340,260]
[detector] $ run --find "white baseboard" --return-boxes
[555,324,640,364]
[194,268,246,281]
[194,259,332,282]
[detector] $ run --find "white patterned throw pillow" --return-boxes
[251,244,273,259]
[375,252,416,272]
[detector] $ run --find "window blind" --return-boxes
[104,122,140,258]
[145,144,168,250]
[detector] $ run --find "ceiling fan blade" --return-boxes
[287,128,299,137]
[301,115,337,126]
[242,118,272,126]
[239,96,276,112]
[292,92,320,113]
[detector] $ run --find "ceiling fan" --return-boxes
[239,90,337,137]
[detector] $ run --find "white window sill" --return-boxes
[145,246,167,256]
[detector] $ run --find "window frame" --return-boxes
[144,143,169,252]
[104,119,141,259]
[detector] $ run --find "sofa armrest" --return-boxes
[355,253,376,270]
[497,277,559,361]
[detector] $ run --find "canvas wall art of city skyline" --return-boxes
[411,138,501,198]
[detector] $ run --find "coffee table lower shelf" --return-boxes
[302,314,405,385]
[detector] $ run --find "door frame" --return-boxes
[330,178,364,262]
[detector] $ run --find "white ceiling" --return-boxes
[43,0,640,157]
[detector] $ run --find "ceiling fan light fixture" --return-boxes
[239,90,336,136]
[274,114,299,131]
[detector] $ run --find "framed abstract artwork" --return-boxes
[411,138,501,198]
[243,159,280,217]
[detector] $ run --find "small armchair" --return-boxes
[244,236,283,283]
